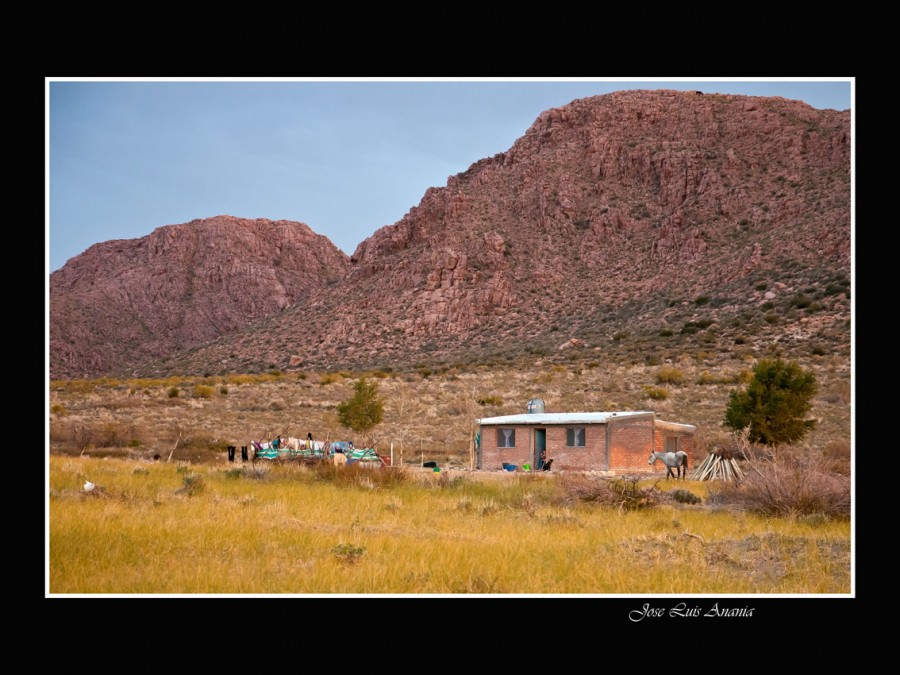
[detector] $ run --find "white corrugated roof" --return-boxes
[476,411,656,425]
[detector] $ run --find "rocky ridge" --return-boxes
[50,216,350,379]
[50,90,851,379]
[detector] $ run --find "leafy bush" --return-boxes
[724,357,817,445]
[337,377,384,437]
[167,387,179,398]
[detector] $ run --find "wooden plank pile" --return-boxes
[689,448,744,482]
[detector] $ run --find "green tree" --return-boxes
[723,357,817,445]
[337,377,384,441]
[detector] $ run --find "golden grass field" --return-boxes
[47,357,852,596]
[49,457,850,595]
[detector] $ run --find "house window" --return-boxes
[665,436,679,452]
[497,428,516,448]
[566,427,585,447]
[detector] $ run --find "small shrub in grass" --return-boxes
[477,395,504,406]
[176,474,205,496]
[655,366,686,385]
[167,387,179,398]
[241,464,271,480]
[224,469,242,480]
[668,489,702,505]
[556,475,660,510]
[332,543,365,564]
[219,385,229,395]
[696,371,716,385]
[797,513,828,526]
[51,404,67,417]
[478,499,498,516]
[644,386,669,401]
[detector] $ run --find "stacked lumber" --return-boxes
[689,448,744,482]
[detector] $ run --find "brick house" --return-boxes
[475,411,696,474]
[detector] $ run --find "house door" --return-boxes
[534,428,546,469]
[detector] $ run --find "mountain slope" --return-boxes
[50,215,350,379]
[152,89,849,376]
[52,90,851,378]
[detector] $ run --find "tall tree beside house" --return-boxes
[337,376,384,443]
[723,357,818,445]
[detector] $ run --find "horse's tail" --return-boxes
[681,452,688,469]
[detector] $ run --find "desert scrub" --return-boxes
[655,366,686,385]
[707,450,849,519]
[193,384,215,399]
[643,386,669,401]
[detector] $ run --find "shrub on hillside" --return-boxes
[193,384,215,399]
[655,366,686,385]
[643,386,669,401]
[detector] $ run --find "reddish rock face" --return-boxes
[50,90,851,378]
[50,216,350,379]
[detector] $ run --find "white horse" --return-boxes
[648,451,688,480]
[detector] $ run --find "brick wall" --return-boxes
[479,424,608,470]
[544,425,606,470]
[609,416,655,472]
[479,426,532,470]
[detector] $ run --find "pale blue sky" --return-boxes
[47,77,852,273]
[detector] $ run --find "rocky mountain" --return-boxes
[51,90,851,379]
[50,216,350,379]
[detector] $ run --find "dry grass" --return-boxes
[707,448,851,519]
[48,456,851,595]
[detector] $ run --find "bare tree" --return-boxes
[389,386,426,465]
